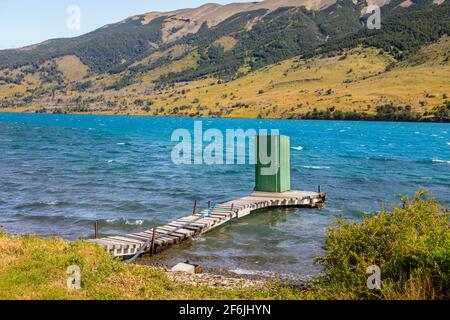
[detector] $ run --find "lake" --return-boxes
[0,112,448,278]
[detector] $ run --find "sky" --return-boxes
[0,0,255,50]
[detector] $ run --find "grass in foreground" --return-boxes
[0,234,302,300]
[0,191,448,300]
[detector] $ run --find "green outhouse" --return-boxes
[255,135,291,193]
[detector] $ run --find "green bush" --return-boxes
[315,190,449,300]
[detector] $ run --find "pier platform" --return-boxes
[88,190,326,259]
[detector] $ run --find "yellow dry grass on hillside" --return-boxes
[0,66,40,98]
[55,55,89,82]
[140,52,200,83]
[212,36,237,52]
[130,44,191,67]
[1,37,448,118]
[138,38,449,118]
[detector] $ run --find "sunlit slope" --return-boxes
[0,37,448,119]
[55,55,89,82]
[139,37,449,118]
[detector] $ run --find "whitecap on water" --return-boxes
[106,218,144,225]
[116,142,126,145]
[107,160,114,163]
[291,146,303,151]
[25,201,59,207]
[432,159,450,164]
[301,165,331,170]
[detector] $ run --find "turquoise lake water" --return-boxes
[0,112,449,277]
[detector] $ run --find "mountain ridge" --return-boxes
[0,0,445,71]
[0,0,448,121]
[3,0,339,53]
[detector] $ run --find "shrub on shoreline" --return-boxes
[314,190,449,300]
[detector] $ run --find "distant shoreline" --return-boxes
[1,109,449,123]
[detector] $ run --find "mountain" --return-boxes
[129,0,338,43]
[0,0,358,73]
[0,0,449,121]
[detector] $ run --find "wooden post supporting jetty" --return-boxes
[94,221,99,239]
[192,200,197,215]
[150,227,156,255]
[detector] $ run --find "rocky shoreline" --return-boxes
[166,270,267,289]
[136,259,313,290]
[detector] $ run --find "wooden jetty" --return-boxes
[88,190,326,259]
